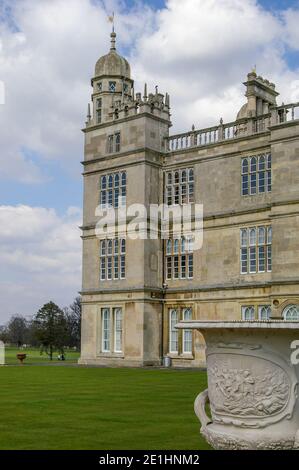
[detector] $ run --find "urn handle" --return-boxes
[194,388,212,428]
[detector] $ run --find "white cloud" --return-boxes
[283,7,299,51]
[0,0,298,181]
[130,0,299,130]
[1,0,299,320]
[0,204,82,321]
[0,0,154,183]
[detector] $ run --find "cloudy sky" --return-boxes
[0,0,299,323]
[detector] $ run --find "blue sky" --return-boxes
[0,0,299,321]
[1,0,299,212]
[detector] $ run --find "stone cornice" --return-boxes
[82,147,163,170]
[80,278,299,297]
[82,111,171,134]
[80,198,299,232]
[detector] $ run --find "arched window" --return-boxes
[174,239,179,254]
[166,239,172,255]
[115,132,121,152]
[249,228,256,246]
[250,157,257,173]
[114,308,123,352]
[241,158,249,195]
[241,229,248,247]
[267,226,272,244]
[96,98,102,124]
[107,240,113,255]
[169,309,178,353]
[259,305,271,321]
[267,154,271,169]
[258,155,265,171]
[283,305,299,321]
[241,154,271,196]
[165,167,194,205]
[240,225,271,274]
[100,240,106,256]
[242,306,255,321]
[258,155,265,192]
[121,172,126,186]
[182,308,192,353]
[242,158,248,174]
[258,227,265,245]
[101,175,106,189]
[114,173,119,187]
[102,309,110,352]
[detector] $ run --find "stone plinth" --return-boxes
[176,321,299,450]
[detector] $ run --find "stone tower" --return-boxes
[79,31,172,366]
[80,32,299,369]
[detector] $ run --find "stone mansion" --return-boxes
[79,31,299,367]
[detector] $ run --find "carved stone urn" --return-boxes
[177,321,299,450]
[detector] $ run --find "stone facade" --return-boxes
[79,33,299,367]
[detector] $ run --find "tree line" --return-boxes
[0,297,81,360]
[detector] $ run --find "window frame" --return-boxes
[165,168,195,206]
[113,308,123,353]
[241,154,271,196]
[169,309,179,354]
[106,132,121,154]
[240,226,272,275]
[101,308,111,352]
[109,81,116,92]
[100,171,126,209]
[241,306,255,321]
[99,238,126,281]
[165,237,194,280]
[258,305,271,321]
[182,308,193,354]
[283,305,299,321]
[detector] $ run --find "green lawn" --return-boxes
[4,347,80,365]
[0,366,210,450]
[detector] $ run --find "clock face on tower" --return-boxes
[109,81,116,92]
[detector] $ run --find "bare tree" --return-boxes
[6,315,30,347]
[65,296,81,350]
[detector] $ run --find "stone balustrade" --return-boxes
[166,101,299,152]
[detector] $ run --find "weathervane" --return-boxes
[108,12,115,33]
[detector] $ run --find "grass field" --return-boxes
[0,364,210,450]
[4,347,80,365]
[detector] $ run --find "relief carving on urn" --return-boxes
[177,321,299,450]
[207,351,296,428]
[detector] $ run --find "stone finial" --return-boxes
[220,117,223,125]
[110,31,116,51]
[192,124,195,131]
[165,93,170,108]
[86,103,91,123]
[155,85,158,95]
[143,83,147,101]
